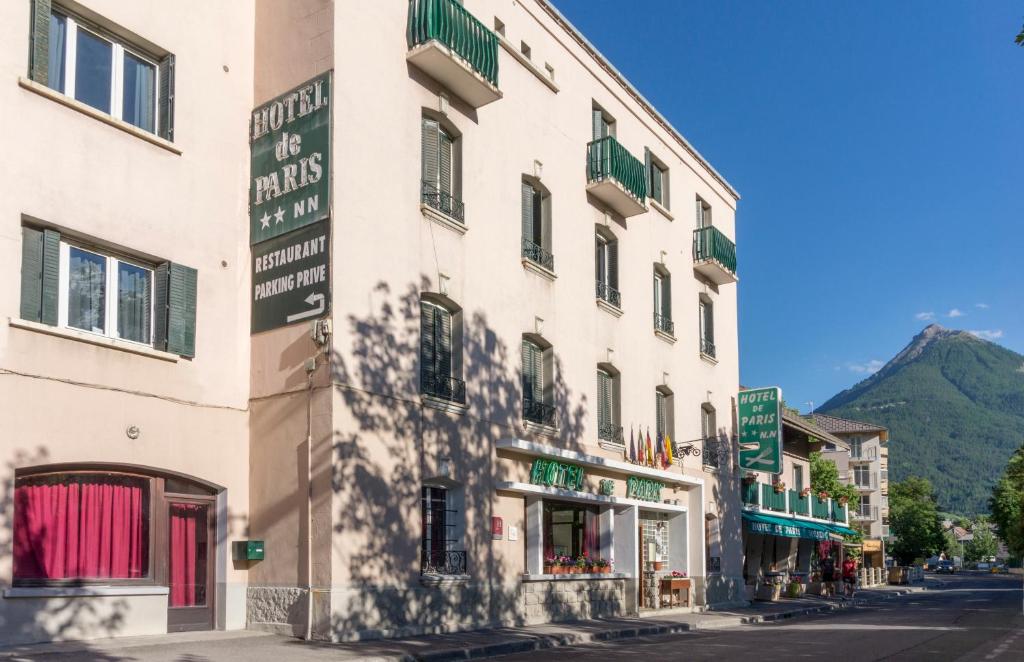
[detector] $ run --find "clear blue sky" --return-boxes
[554,0,1024,411]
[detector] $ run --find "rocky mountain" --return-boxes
[819,324,1024,516]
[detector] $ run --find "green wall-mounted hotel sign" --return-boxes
[530,458,584,491]
[738,386,783,474]
[626,476,664,502]
[250,71,331,245]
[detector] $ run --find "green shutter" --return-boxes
[652,165,663,205]
[656,391,666,440]
[422,118,439,189]
[20,227,43,322]
[158,54,175,141]
[155,262,197,356]
[521,181,534,246]
[29,0,51,85]
[521,339,534,401]
[437,306,452,379]
[704,300,714,344]
[438,128,453,196]
[40,229,60,325]
[662,274,672,320]
[644,147,652,201]
[597,371,611,431]
[608,239,618,290]
[421,302,435,385]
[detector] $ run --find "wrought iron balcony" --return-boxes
[598,423,624,443]
[586,136,647,217]
[421,369,467,404]
[421,548,467,575]
[522,239,555,272]
[421,181,465,223]
[524,397,556,427]
[692,226,738,285]
[700,337,716,359]
[702,436,728,469]
[595,280,621,308]
[654,313,674,336]
[406,0,501,108]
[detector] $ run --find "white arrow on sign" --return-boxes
[286,292,326,323]
[742,447,775,468]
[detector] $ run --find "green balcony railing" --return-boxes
[693,226,737,276]
[812,497,830,520]
[742,481,759,506]
[761,484,787,512]
[586,136,647,202]
[831,501,847,522]
[407,0,499,87]
[789,490,809,516]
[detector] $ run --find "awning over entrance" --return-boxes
[742,511,830,541]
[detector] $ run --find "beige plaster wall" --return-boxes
[0,0,254,644]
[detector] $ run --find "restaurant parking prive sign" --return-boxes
[737,386,783,474]
[251,220,330,333]
[250,72,331,245]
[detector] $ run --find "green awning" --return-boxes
[828,523,858,536]
[742,511,830,541]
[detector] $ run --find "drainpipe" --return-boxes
[304,362,315,640]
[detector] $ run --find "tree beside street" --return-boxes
[990,444,1024,561]
[810,451,860,512]
[889,477,945,564]
[964,519,999,563]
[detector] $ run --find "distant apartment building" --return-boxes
[1,0,745,646]
[813,414,890,568]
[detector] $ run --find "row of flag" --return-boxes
[623,427,675,469]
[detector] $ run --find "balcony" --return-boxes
[586,136,647,217]
[811,497,831,520]
[692,226,737,285]
[598,423,624,444]
[524,398,556,427]
[702,437,729,469]
[851,447,878,462]
[654,313,675,337]
[421,548,467,576]
[854,505,880,521]
[421,369,467,404]
[407,0,501,108]
[761,484,787,512]
[742,481,759,506]
[595,280,621,308]
[522,239,555,272]
[421,181,465,224]
[700,337,716,359]
[854,472,879,492]
[788,490,810,516]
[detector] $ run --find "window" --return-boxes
[31,6,172,137]
[859,494,873,518]
[645,149,670,209]
[493,17,505,36]
[421,116,463,222]
[702,404,724,468]
[699,295,715,358]
[592,105,615,140]
[420,299,464,403]
[696,196,711,229]
[543,501,599,559]
[694,196,712,257]
[521,178,553,271]
[594,230,619,307]
[20,226,198,357]
[854,465,871,488]
[421,486,465,575]
[641,515,669,563]
[14,473,150,581]
[849,436,864,459]
[653,267,673,335]
[655,388,674,445]
[596,367,621,442]
[522,337,554,426]
[793,465,805,493]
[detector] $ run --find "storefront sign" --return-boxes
[251,220,330,333]
[738,386,783,474]
[529,458,584,491]
[862,539,882,552]
[250,72,331,245]
[626,476,664,502]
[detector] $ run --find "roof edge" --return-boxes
[536,0,740,201]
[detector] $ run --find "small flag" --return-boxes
[657,432,668,469]
[629,427,637,464]
[665,432,675,466]
[646,428,654,467]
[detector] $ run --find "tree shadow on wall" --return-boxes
[706,425,746,607]
[323,279,591,640]
[0,447,130,658]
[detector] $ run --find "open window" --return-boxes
[596,364,621,443]
[421,113,464,223]
[522,335,555,426]
[521,177,553,271]
[420,295,465,404]
[595,227,620,308]
[653,265,673,336]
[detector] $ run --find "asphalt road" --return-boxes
[500,572,1024,662]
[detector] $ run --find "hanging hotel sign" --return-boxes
[251,220,330,333]
[529,459,584,491]
[250,72,331,245]
[738,386,783,474]
[626,476,664,502]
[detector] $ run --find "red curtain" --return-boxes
[170,503,206,607]
[13,477,146,580]
[584,508,600,560]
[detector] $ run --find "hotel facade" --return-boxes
[1,0,744,645]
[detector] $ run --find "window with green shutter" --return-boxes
[699,295,715,358]
[421,116,463,222]
[653,267,673,335]
[596,368,619,442]
[420,300,464,403]
[522,338,554,426]
[521,179,553,271]
[595,229,619,307]
[28,2,174,138]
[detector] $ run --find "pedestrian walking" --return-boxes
[822,557,836,597]
[842,556,858,598]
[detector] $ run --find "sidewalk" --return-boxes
[0,584,926,662]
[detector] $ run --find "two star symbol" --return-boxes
[259,207,286,230]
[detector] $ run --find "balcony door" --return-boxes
[166,497,215,632]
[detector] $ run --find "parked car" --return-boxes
[935,560,957,574]
[977,562,991,571]
[991,564,1009,574]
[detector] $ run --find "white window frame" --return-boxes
[58,240,155,346]
[51,10,160,132]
